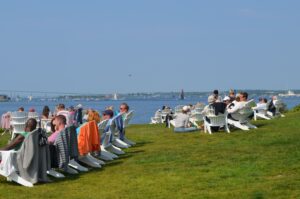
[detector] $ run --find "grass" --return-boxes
[1,112,300,199]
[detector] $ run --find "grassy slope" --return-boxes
[0,112,300,199]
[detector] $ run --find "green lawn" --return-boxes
[1,111,300,199]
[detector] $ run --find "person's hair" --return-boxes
[229,89,235,95]
[263,98,268,103]
[105,106,114,110]
[42,106,50,117]
[88,110,101,123]
[241,92,248,100]
[57,104,65,110]
[213,90,219,95]
[120,103,129,111]
[25,118,37,132]
[18,107,24,112]
[55,115,67,125]
[50,118,56,132]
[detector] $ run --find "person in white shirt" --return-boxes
[255,98,268,111]
[174,106,197,133]
[202,95,216,116]
[56,104,72,127]
[227,92,249,120]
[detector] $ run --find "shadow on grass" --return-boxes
[134,141,153,147]
[1,142,149,187]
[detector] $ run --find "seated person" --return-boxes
[42,105,52,119]
[48,115,66,145]
[227,92,252,121]
[254,98,268,112]
[223,96,231,106]
[56,103,72,126]
[174,106,197,133]
[202,95,227,118]
[0,118,37,151]
[162,106,174,127]
[88,109,101,123]
[229,89,236,102]
[267,96,278,116]
[119,103,130,118]
[213,89,222,102]
[18,107,24,112]
[202,96,227,132]
[101,110,114,132]
[103,109,114,121]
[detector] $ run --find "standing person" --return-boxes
[0,118,37,151]
[75,104,83,126]
[174,106,197,133]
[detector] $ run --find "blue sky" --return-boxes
[0,0,299,94]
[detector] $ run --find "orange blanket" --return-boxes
[77,121,100,156]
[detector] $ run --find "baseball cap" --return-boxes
[102,109,114,117]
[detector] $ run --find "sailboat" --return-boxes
[180,89,185,100]
[113,93,118,100]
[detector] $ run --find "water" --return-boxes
[0,97,299,124]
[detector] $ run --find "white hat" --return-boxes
[182,106,190,112]
[223,96,230,101]
[76,104,83,109]
[208,95,216,104]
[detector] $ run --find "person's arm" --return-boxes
[0,135,25,151]
[227,103,241,114]
[184,115,190,128]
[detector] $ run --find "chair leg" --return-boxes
[68,159,89,172]
[47,169,66,178]
[207,126,212,134]
[8,172,34,187]
[106,145,125,155]
[225,124,230,133]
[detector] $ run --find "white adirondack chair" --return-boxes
[110,113,131,149]
[150,110,162,124]
[98,119,116,161]
[122,110,136,146]
[41,119,52,133]
[267,100,286,118]
[253,108,271,121]
[28,112,40,121]
[0,150,33,187]
[10,112,28,140]
[190,111,203,128]
[227,100,257,131]
[106,114,126,155]
[204,114,230,134]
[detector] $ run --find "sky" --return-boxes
[0,0,299,94]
